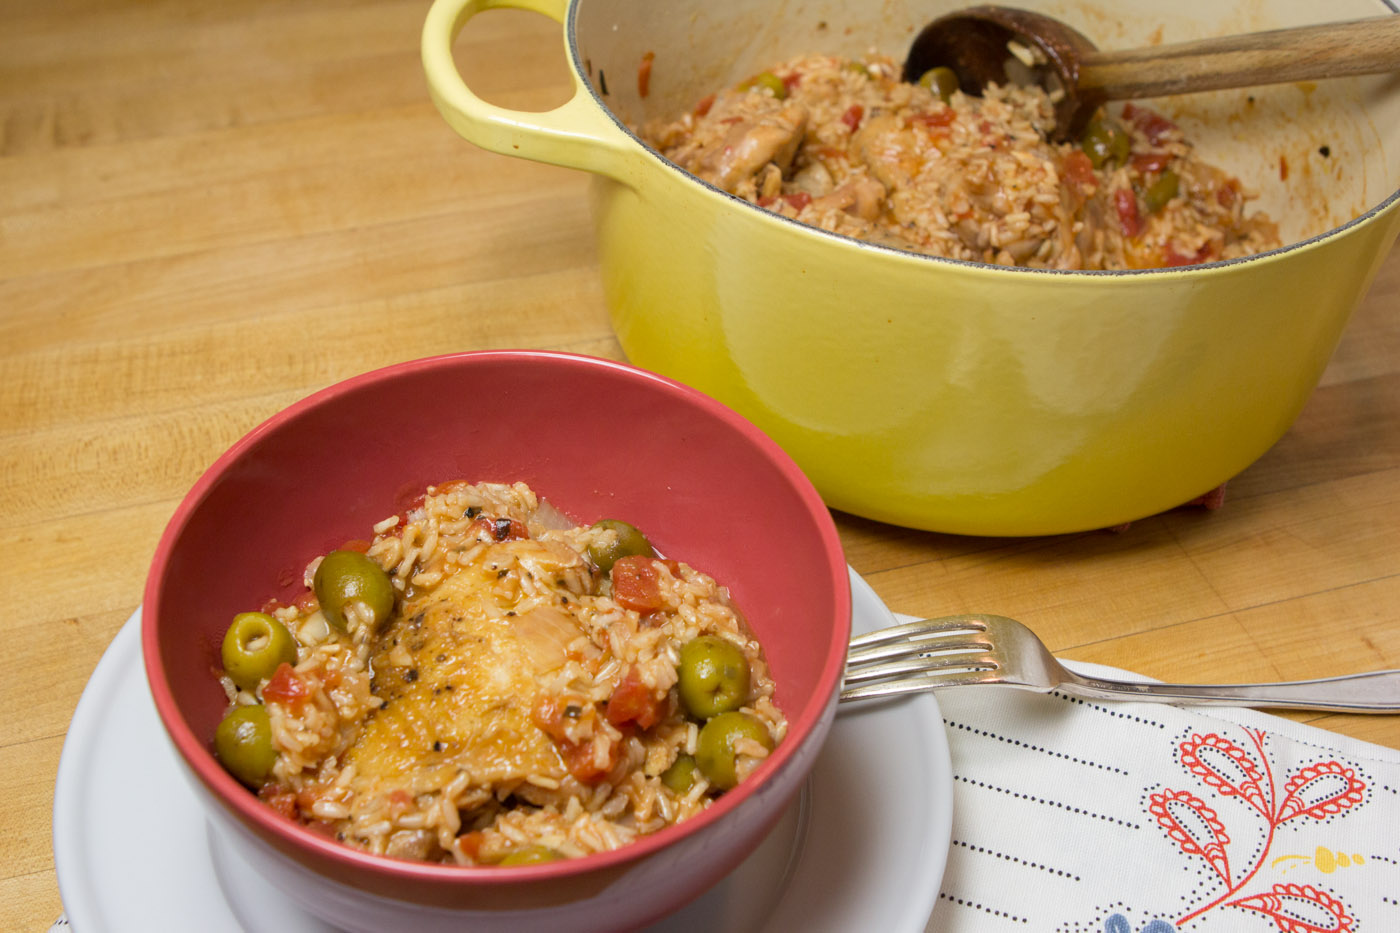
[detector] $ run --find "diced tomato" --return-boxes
[1114,188,1141,238]
[1061,149,1097,194]
[756,195,776,208]
[559,741,613,783]
[781,191,812,211]
[292,590,319,613]
[305,820,340,839]
[912,108,956,128]
[258,784,299,820]
[260,598,285,614]
[694,94,715,117]
[1130,151,1172,174]
[1164,241,1217,267]
[840,104,864,132]
[384,788,414,819]
[610,555,665,614]
[1122,103,1176,145]
[606,666,663,730]
[455,831,486,861]
[263,662,310,706]
[470,515,529,542]
[782,72,801,92]
[1216,181,1239,208]
[531,695,572,743]
[339,538,371,553]
[637,50,655,98]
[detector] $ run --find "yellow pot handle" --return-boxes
[422,0,639,184]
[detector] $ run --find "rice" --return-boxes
[219,481,785,865]
[640,53,1281,269]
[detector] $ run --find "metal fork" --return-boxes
[842,614,1400,713]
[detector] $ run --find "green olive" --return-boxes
[1143,169,1180,214]
[313,549,395,632]
[741,71,787,99]
[215,704,277,787]
[661,754,698,794]
[695,712,772,791]
[221,612,297,691]
[586,519,655,574]
[677,635,751,719]
[498,844,562,866]
[1080,116,1130,169]
[917,66,960,103]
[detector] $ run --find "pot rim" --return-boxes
[565,0,1400,278]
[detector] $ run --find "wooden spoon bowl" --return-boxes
[904,5,1400,141]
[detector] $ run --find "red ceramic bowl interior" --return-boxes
[142,350,850,898]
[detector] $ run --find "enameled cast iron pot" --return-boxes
[424,0,1400,536]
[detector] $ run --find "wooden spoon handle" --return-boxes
[1079,15,1400,99]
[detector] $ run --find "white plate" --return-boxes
[52,569,951,933]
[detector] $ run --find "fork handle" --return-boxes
[1059,668,1400,713]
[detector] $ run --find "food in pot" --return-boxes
[211,481,785,864]
[641,53,1281,269]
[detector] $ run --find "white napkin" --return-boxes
[926,666,1400,932]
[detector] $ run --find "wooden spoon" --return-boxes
[904,6,1400,141]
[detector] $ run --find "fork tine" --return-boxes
[843,650,1000,686]
[841,668,1003,702]
[846,634,994,666]
[842,614,1006,702]
[846,614,989,650]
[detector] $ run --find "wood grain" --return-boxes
[1082,15,1400,97]
[2,2,1397,929]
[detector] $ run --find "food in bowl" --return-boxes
[211,479,786,865]
[641,53,1280,269]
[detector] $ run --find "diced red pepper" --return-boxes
[606,666,663,730]
[781,72,801,92]
[263,662,310,706]
[840,104,864,132]
[292,590,319,614]
[1114,188,1141,238]
[638,51,655,98]
[694,94,715,117]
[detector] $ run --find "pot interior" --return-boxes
[572,0,1400,246]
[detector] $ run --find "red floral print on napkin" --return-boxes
[1147,727,1367,930]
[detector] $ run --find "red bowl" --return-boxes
[142,350,850,932]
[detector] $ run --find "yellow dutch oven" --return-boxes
[423,0,1400,536]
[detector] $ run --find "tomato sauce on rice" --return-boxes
[215,481,785,865]
[641,53,1280,269]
